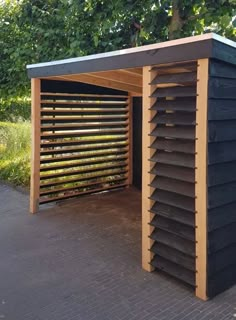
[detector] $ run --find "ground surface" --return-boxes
[0,183,235,320]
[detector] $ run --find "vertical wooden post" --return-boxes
[142,66,156,271]
[128,93,133,186]
[195,59,209,300]
[30,78,41,214]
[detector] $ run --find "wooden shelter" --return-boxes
[27,33,236,300]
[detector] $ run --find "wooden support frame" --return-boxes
[142,66,156,271]
[48,73,142,95]
[30,78,41,214]
[128,93,133,186]
[195,59,209,300]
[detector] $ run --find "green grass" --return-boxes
[0,121,31,187]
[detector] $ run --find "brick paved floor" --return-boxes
[0,183,235,320]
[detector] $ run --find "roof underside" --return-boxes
[27,33,236,95]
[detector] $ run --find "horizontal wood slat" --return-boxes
[38,92,129,203]
[151,255,195,286]
[151,242,195,271]
[39,183,127,204]
[147,63,197,288]
[151,113,195,126]
[150,202,195,227]
[151,72,197,85]
[151,98,196,112]
[151,138,195,154]
[150,176,195,197]
[151,86,196,98]
[151,126,195,140]
[151,229,195,257]
[150,150,195,168]
[150,163,195,183]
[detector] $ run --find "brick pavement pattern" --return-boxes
[0,184,235,320]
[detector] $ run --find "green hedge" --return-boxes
[0,97,31,122]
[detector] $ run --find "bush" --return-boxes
[0,97,31,122]
[0,121,30,186]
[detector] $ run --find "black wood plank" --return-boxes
[151,112,195,126]
[151,98,196,112]
[209,181,236,209]
[151,86,196,98]
[151,126,195,140]
[208,223,236,254]
[208,201,236,232]
[151,72,197,85]
[150,176,195,197]
[151,255,195,286]
[150,189,195,212]
[212,41,236,68]
[150,150,195,168]
[208,141,236,164]
[152,62,197,72]
[209,77,236,99]
[150,202,195,227]
[208,161,236,187]
[151,242,195,271]
[210,59,236,79]
[208,120,236,142]
[151,215,195,241]
[208,244,236,276]
[151,163,195,183]
[151,138,195,154]
[208,99,236,121]
[207,264,236,298]
[151,229,195,257]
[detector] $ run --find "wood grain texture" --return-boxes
[195,59,209,300]
[142,66,155,272]
[30,78,41,214]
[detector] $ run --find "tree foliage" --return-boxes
[0,0,235,97]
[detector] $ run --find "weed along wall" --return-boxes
[27,34,236,300]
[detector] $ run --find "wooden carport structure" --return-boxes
[27,33,236,300]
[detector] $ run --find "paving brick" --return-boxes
[0,184,235,320]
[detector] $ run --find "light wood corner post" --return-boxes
[30,78,41,214]
[195,59,209,300]
[142,66,156,271]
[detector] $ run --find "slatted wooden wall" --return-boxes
[142,62,198,288]
[30,82,131,212]
[207,59,236,297]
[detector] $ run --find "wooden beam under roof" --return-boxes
[89,70,142,87]
[45,73,142,94]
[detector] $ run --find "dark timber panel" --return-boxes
[207,59,236,297]
[149,62,197,288]
[132,97,142,190]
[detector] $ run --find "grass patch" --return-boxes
[0,121,30,187]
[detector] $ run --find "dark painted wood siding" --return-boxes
[132,97,142,190]
[207,59,236,297]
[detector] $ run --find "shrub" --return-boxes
[0,97,31,122]
[0,121,30,186]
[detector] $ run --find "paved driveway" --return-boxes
[0,184,235,320]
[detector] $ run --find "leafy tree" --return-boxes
[0,0,235,97]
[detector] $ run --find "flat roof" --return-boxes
[27,33,236,79]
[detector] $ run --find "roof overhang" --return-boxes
[27,33,236,95]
